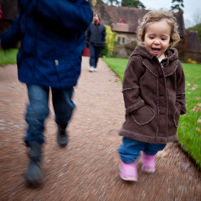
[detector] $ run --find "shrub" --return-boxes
[187,58,197,64]
[101,25,116,57]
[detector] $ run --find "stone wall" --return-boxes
[113,41,137,58]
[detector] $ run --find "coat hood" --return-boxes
[131,46,179,77]
[132,46,178,64]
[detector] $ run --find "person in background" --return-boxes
[118,9,186,182]
[0,0,93,186]
[86,13,106,72]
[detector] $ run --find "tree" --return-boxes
[170,0,184,12]
[121,0,145,8]
[101,25,117,57]
[102,0,120,6]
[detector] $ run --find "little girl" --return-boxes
[118,9,186,181]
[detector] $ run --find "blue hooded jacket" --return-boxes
[0,0,93,88]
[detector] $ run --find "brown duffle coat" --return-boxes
[119,46,186,144]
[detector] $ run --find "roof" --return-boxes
[0,1,186,38]
[104,5,148,33]
[118,18,126,24]
[103,5,185,37]
[112,23,129,32]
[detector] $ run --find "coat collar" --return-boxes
[132,46,178,77]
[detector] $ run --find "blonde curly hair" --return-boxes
[137,9,180,47]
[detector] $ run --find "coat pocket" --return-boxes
[173,107,180,128]
[132,105,155,125]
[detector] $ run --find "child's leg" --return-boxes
[52,87,75,147]
[142,143,166,173]
[25,85,50,146]
[144,143,166,156]
[118,137,145,181]
[118,137,144,163]
[24,85,50,186]
[52,87,75,126]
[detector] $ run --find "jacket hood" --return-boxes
[131,46,179,78]
[132,46,178,65]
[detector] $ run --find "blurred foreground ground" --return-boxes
[0,57,201,201]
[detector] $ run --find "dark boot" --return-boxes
[25,141,43,186]
[57,124,68,148]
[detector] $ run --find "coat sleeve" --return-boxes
[102,25,106,44]
[86,25,91,43]
[32,0,93,32]
[122,56,145,114]
[0,14,21,49]
[176,61,186,115]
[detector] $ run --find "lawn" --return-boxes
[102,57,201,170]
[0,49,18,65]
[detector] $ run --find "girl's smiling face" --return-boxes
[143,19,171,60]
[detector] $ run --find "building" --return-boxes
[1,0,201,62]
[90,0,201,63]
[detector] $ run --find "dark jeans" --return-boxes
[118,137,166,163]
[89,45,102,68]
[25,85,75,146]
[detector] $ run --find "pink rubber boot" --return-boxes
[119,161,138,181]
[141,152,157,173]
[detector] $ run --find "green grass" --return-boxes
[178,63,201,169]
[102,58,128,82]
[0,49,18,65]
[102,57,201,169]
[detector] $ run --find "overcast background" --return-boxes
[103,0,201,28]
[141,0,201,28]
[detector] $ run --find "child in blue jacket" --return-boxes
[0,0,93,186]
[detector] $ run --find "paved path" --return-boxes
[0,57,201,201]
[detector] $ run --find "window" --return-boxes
[117,36,127,44]
[118,37,121,44]
[122,37,125,44]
